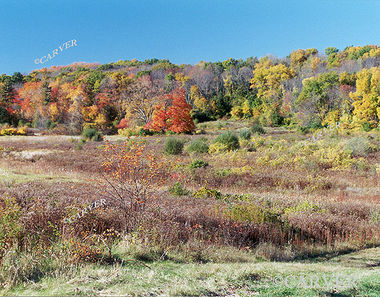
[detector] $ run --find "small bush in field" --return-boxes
[185,137,209,154]
[239,139,256,152]
[0,127,27,136]
[362,122,372,132]
[75,143,84,150]
[193,186,223,200]
[344,136,373,157]
[139,128,159,136]
[118,127,141,136]
[239,128,251,140]
[251,123,265,135]
[226,203,281,224]
[208,142,228,154]
[213,131,240,151]
[298,126,310,135]
[66,233,103,263]
[101,139,167,230]
[189,159,208,169]
[164,137,184,155]
[283,200,324,216]
[169,182,190,196]
[82,128,103,142]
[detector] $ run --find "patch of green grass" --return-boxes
[1,247,378,296]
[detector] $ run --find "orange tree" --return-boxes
[100,139,168,232]
[146,88,195,134]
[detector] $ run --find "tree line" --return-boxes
[0,45,379,134]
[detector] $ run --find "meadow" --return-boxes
[0,120,379,296]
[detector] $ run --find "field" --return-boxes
[0,120,379,296]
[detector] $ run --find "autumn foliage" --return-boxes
[1,46,380,133]
[146,88,195,133]
[100,139,168,231]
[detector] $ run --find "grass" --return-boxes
[2,247,379,296]
[0,167,82,184]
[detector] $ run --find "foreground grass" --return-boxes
[2,247,379,296]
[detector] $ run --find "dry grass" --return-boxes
[0,122,379,292]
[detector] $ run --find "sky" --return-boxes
[0,0,379,74]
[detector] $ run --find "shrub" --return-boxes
[101,140,167,231]
[251,123,265,135]
[189,159,209,169]
[164,137,184,155]
[0,127,27,136]
[344,136,373,157]
[193,186,223,200]
[226,203,281,224]
[239,128,252,140]
[0,106,10,124]
[270,112,285,127]
[213,131,240,151]
[313,146,353,169]
[362,122,373,132]
[239,139,256,152]
[191,109,215,123]
[185,137,209,154]
[169,182,190,196]
[82,128,103,141]
[194,129,206,135]
[118,127,141,137]
[298,126,310,135]
[75,142,84,150]
[139,128,159,136]
[208,142,228,154]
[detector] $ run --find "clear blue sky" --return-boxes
[0,0,379,74]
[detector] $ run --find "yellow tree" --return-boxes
[350,67,380,128]
[289,48,317,72]
[250,57,293,124]
[174,72,190,87]
[190,85,208,111]
[250,58,293,101]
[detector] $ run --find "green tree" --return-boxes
[297,72,340,124]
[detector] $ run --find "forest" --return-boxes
[1,45,380,136]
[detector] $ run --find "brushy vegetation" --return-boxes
[251,122,265,135]
[239,127,252,140]
[0,121,379,295]
[189,159,209,169]
[185,137,209,154]
[164,137,184,155]
[212,131,240,151]
[81,128,103,142]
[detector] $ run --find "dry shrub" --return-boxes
[100,139,169,232]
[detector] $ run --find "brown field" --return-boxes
[0,120,379,296]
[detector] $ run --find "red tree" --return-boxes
[116,118,129,129]
[145,103,168,132]
[145,88,195,134]
[167,88,195,133]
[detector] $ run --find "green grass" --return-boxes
[2,247,379,296]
